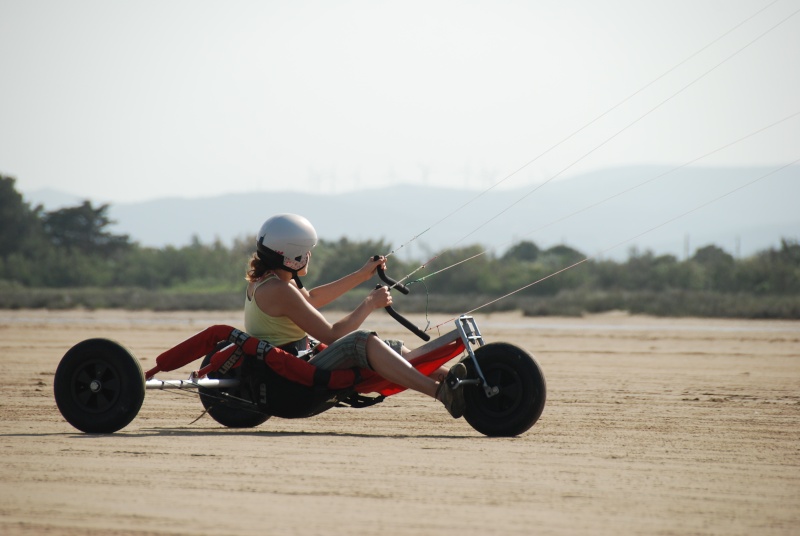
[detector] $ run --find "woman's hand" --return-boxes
[366,285,392,310]
[358,255,387,281]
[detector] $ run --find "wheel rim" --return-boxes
[69,359,121,413]
[473,363,523,418]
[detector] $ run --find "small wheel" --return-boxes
[54,339,145,433]
[198,349,270,428]
[462,343,546,437]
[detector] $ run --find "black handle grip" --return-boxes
[372,255,410,294]
[385,303,431,341]
[375,283,430,341]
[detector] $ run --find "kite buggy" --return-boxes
[54,265,546,437]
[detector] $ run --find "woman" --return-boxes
[244,213,466,418]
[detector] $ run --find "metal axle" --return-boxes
[145,378,239,390]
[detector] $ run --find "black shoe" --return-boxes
[436,362,467,418]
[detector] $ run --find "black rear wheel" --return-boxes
[463,343,546,437]
[54,339,145,433]
[198,349,270,428]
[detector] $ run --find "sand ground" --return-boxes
[0,309,798,535]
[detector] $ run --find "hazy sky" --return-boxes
[1,0,798,204]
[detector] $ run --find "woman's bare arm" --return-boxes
[305,256,385,309]
[256,278,392,345]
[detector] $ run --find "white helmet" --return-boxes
[256,214,317,271]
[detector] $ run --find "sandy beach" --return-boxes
[1,308,798,535]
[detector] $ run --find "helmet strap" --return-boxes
[255,246,306,288]
[269,265,304,289]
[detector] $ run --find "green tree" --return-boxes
[604,250,686,292]
[0,175,44,256]
[418,245,492,294]
[502,240,540,262]
[691,244,735,291]
[736,239,800,294]
[42,201,131,254]
[539,244,585,268]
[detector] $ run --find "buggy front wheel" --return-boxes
[462,343,546,437]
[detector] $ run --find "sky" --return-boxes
[1,0,799,205]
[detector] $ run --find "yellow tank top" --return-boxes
[244,275,307,346]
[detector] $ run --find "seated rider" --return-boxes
[244,213,467,418]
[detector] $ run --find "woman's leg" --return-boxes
[309,331,466,417]
[366,335,438,398]
[368,335,466,418]
[393,342,451,380]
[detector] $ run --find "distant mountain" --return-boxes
[23,166,800,261]
[22,188,84,209]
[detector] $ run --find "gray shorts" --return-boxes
[308,330,403,371]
